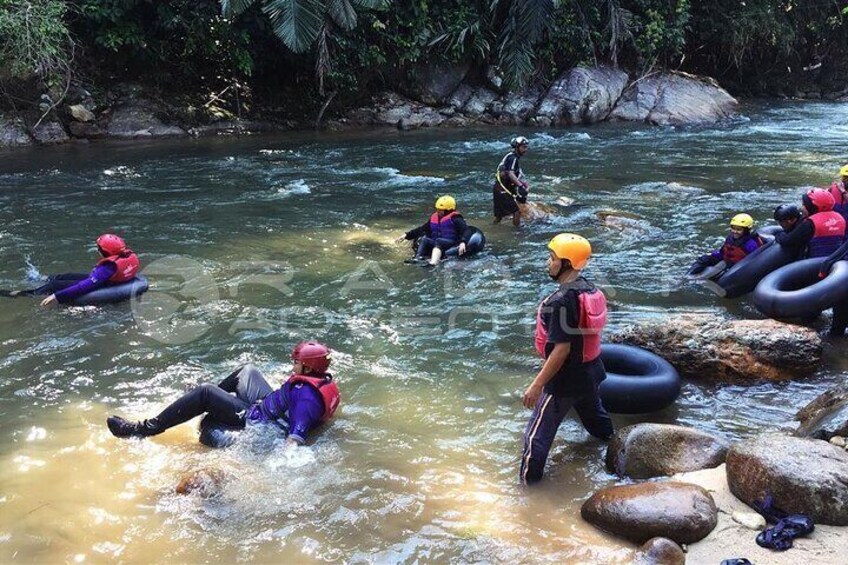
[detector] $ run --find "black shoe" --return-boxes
[107,416,163,438]
[404,257,425,264]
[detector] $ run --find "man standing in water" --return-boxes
[520,233,613,484]
[493,136,530,227]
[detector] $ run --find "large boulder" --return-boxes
[609,314,822,382]
[461,86,498,117]
[106,99,187,138]
[534,66,628,126]
[795,383,848,440]
[494,85,546,125]
[606,424,729,479]
[581,481,718,544]
[0,115,33,147]
[610,72,737,125]
[405,63,470,105]
[345,92,446,130]
[632,537,685,565]
[726,432,848,525]
[31,120,69,145]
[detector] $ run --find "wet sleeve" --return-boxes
[453,216,468,241]
[776,220,813,248]
[405,221,430,240]
[742,238,762,254]
[286,386,325,444]
[545,294,579,345]
[54,263,117,304]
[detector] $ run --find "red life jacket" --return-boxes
[534,285,607,363]
[97,250,140,283]
[830,182,848,218]
[286,374,340,423]
[429,211,460,242]
[720,233,763,265]
[808,211,847,258]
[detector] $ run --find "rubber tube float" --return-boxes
[599,344,681,414]
[712,240,800,298]
[67,276,149,306]
[753,258,848,319]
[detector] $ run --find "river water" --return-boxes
[1,101,846,563]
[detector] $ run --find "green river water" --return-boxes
[0,101,847,563]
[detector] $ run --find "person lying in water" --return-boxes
[0,233,139,307]
[106,342,340,448]
[397,195,485,266]
[689,214,764,276]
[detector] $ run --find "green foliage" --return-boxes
[72,1,255,88]
[0,0,74,80]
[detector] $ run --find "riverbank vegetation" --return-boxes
[1,0,846,120]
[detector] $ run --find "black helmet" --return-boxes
[510,136,529,148]
[774,204,801,222]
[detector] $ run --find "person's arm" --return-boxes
[402,222,430,241]
[819,239,848,278]
[285,386,325,445]
[47,263,117,306]
[453,216,468,240]
[776,219,813,248]
[523,342,571,408]
[742,238,762,254]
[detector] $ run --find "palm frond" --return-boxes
[352,0,390,10]
[263,0,325,53]
[220,0,258,17]
[327,0,357,30]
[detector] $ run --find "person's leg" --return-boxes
[3,273,89,297]
[217,364,274,403]
[107,383,250,438]
[429,238,456,265]
[466,232,484,255]
[512,211,521,227]
[519,393,571,484]
[416,237,435,259]
[572,389,614,440]
[829,300,848,337]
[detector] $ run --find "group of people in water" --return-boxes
[690,164,848,335]
[4,138,847,484]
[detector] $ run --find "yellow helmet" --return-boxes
[839,165,848,177]
[548,233,592,270]
[730,213,754,229]
[435,195,456,211]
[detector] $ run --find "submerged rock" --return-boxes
[581,482,718,544]
[725,432,848,525]
[609,314,822,382]
[610,71,737,125]
[606,423,729,479]
[795,382,848,440]
[175,468,230,497]
[633,537,686,565]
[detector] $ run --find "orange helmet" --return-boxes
[548,233,592,270]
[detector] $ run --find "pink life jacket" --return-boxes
[535,286,607,363]
[286,374,340,422]
[97,250,139,283]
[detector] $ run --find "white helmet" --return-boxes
[510,136,529,148]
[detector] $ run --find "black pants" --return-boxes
[519,384,613,485]
[18,273,88,295]
[153,365,273,440]
[831,300,848,336]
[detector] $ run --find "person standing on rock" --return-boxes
[520,233,614,484]
[493,136,530,227]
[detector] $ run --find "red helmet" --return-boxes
[804,188,835,214]
[292,341,331,374]
[96,233,128,256]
